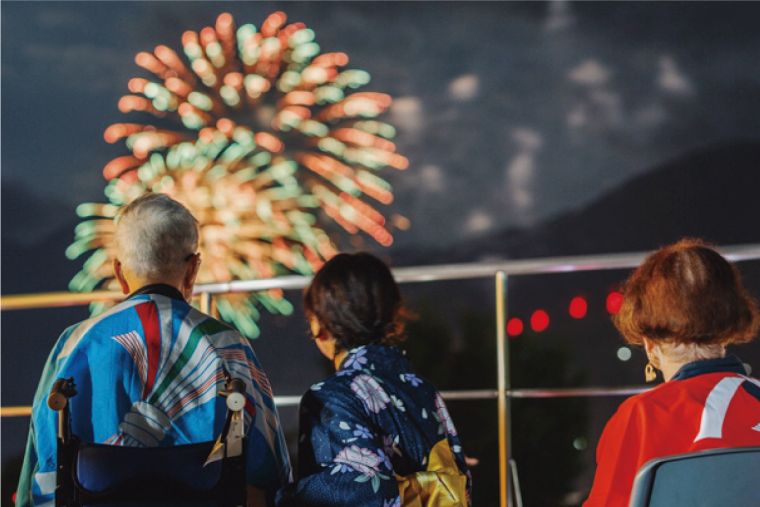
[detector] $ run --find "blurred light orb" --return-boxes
[572,436,588,451]
[606,291,624,315]
[530,309,550,333]
[617,346,632,362]
[568,296,588,319]
[507,317,524,337]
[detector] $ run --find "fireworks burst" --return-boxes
[67,11,409,337]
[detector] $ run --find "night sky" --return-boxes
[5,1,760,252]
[3,2,760,505]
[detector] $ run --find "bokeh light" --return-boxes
[506,317,524,337]
[572,436,588,451]
[606,291,624,315]
[616,346,632,362]
[530,309,550,333]
[568,296,588,319]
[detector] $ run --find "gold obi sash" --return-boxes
[396,439,468,507]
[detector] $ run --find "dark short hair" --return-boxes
[304,252,406,349]
[614,238,760,346]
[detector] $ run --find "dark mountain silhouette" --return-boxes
[399,139,760,265]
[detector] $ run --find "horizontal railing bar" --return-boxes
[442,389,499,400]
[508,386,649,398]
[3,243,760,311]
[391,243,760,283]
[0,386,650,417]
[1,291,123,311]
[0,406,33,417]
[273,395,302,407]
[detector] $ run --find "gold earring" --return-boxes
[645,362,657,383]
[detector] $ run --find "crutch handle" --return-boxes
[221,378,246,412]
[48,378,77,411]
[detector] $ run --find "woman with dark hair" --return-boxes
[584,239,760,506]
[277,253,470,507]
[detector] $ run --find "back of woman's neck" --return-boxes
[333,349,349,371]
[659,345,726,381]
[661,360,687,382]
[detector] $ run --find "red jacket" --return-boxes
[584,356,760,507]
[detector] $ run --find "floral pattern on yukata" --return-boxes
[435,392,458,437]
[276,344,471,507]
[343,347,369,370]
[383,497,402,507]
[332,445,391,492]
[351,374,391,413]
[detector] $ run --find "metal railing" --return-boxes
[3,243,760,507]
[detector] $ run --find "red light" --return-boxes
[606,291,624,315]
[569,296,588,319]
[530,310,550,332]
[506,318,524,337]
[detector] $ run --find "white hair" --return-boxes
[654,341,726,365]
[114,193,199,280]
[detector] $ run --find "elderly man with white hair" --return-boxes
[17,193,291,507]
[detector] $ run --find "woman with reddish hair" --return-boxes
[585,238,760,507]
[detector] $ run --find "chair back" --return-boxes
[50,377,247,507]
[72,441,243,506]
[628,446,760,507]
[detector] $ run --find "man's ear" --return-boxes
[182,253,201,297]
[113,260,130,295]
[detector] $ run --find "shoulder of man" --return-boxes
[49,297,148,364]
[197,311,238,334]
[181,304,249,345]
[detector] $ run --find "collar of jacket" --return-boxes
[127,283,185,302]
[337,343,408,373]
[671,354,748,381]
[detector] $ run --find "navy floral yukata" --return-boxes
[277,344,471,507]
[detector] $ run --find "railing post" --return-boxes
[495,271,509,507]
[199,292,213,316]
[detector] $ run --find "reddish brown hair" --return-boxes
[614,238,760,346]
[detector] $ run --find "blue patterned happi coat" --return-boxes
[16,284,291,507]
[277,344,471,507]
